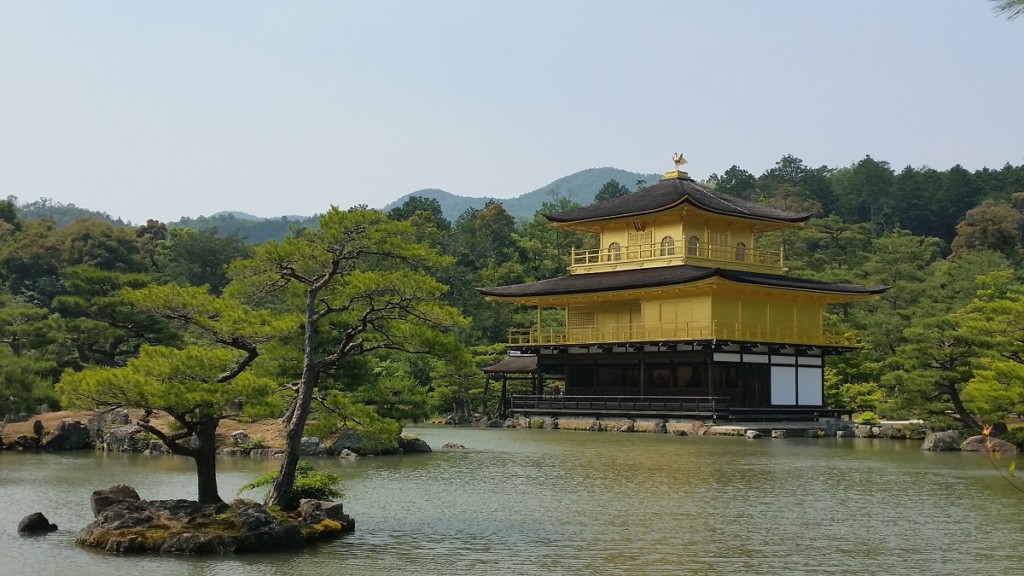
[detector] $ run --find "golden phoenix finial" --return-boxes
[672,152,687,169]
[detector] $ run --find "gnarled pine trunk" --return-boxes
[193,417,223,505]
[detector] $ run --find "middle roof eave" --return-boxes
[477,265,889,299]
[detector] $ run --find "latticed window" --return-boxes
[735,241,747,262]
[686,235,700,256]
[660,236,675,256]
[608,242,622,261]
[627,230,653,258]
[627,230,652,248]
[568,311,596,328]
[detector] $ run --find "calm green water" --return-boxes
[2,427,1021,575]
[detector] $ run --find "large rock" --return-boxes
[91,484,142,517]
[542,418,559,430]
[13,434,37,451]
[76,495,328,555]
[653,419,668,434]
[18,512,58,535]
[232,501,305,552]
[688,421,710,436]
[961,435,1018,456]
[745,430,762,440]
[329,430,369,454]
[146,440,168,454]
[87,408,131,443]
[853,425,875,438]
[101,425,150,452]
[298,499,355,532]
[921,430,965,451]
[248,448,285,458]
[299,436,324,456]
[40,418,91,451]
[876,425,911,440]
[230,430,251,447]
[618,420,635,433]
[910,428,931,440]
[397,435,432,453]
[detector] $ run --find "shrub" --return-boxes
[240,437,267,454]
[922,414,964,431]
[855,411,881,425]
[239,462,344,509]
[1003,425,1024,449]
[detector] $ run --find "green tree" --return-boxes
[0,291,62,414]
[832,155,896,231]
[55,219,150,274]
[228,206,465,509]
[388,196,451,231]
[706,166,757,199]
[881,315,981,428]
[854,230,944,354]
[0,199,22,234]
[959,272,1024,422]
[950,200,1022,262]
[51,267,179,368]
[58,284,286,504]
[155,227,251,293]
[517,197,587,281]
[991,0,1024,20]
[593,179,631,203]
[0,219,62,304]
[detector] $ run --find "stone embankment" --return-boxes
[74,484,353,554]
[494,415,1020,455]
[0,408,431,457]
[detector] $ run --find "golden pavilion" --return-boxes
[479,156,886,422]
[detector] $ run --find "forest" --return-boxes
[2,154,1024,446]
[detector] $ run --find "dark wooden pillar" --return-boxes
[639,347,646,398]
[499,375,508,419]
[482,375,491,418]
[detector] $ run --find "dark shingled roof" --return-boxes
[545,175,812,224]
[478,265,888,299]
[482,355,538,374]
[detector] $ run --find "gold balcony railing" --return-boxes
[508,321,856,347]
[569,241,783,274]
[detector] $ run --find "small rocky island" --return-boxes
[77,484,354,554]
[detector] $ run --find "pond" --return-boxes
[2,426,1021,575]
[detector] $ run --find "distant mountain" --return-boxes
[208,210,311,222]
[384,167,662,222]
[10,166,665,240]
[171,212,319,244]
[499,167,662,220]
[11,197,125,227]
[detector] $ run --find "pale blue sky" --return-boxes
[1,1,1021,224]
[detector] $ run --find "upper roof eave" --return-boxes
[544,176,812,225]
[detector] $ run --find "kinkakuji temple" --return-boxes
[479,156,887,423]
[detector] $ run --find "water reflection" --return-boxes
[2,427,1020,575]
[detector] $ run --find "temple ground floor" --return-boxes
[486,341,854,423]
